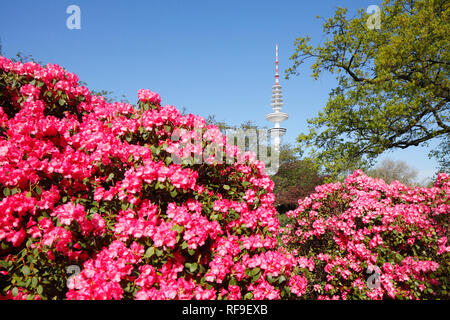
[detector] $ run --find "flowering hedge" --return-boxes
[0,56,304,300]
[1,55,448,300]
[281,170,449,299]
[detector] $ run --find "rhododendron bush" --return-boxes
[281,170,449,299]
[1,55,448,301]
[0,55,303,300]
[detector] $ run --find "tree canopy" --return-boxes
[367,158,418,185]
[286,0,449,176]
[271,144,326,214]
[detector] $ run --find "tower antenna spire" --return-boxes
[266,44,288,172]
[275,44,279,85]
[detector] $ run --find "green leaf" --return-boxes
[223,184,230,190]
[31,277,38,288]
[243,292,253,300]
[278,275,286,284]
[181,241,189,250]
[37,285,43,295]
[0,260,8,269]
[252,272,261,282]
[171,225,184,233]
[58,98,65,106]
[35,186,42,195]
[144,247,155,259]
[155,248,163,257]
[250,267,260,276]
[185,262,198,273]
[11,287,18,297]
[3,188,10,196]
[22,266,30,276]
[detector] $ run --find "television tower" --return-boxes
[266,44,288,149]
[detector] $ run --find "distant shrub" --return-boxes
[281,170,449,299]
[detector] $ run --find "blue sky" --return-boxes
[0,0,440,181]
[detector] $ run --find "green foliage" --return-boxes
[286,0,449,177]
[271,144,326,214]
[9,52,43,65]
[429,134,450,174]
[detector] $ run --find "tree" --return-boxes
[286,0,449,177]
[9,51,43,65]
[77,83,130,104]
[429,133,450,174]
[271,144,326,216]
[205,114,264,134]
[367,158,418,185]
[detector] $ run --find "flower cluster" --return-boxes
[0,55,304,300]
[66,241,144,300]
[281,170,449,299]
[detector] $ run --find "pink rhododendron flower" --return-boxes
[138,89,161,105]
